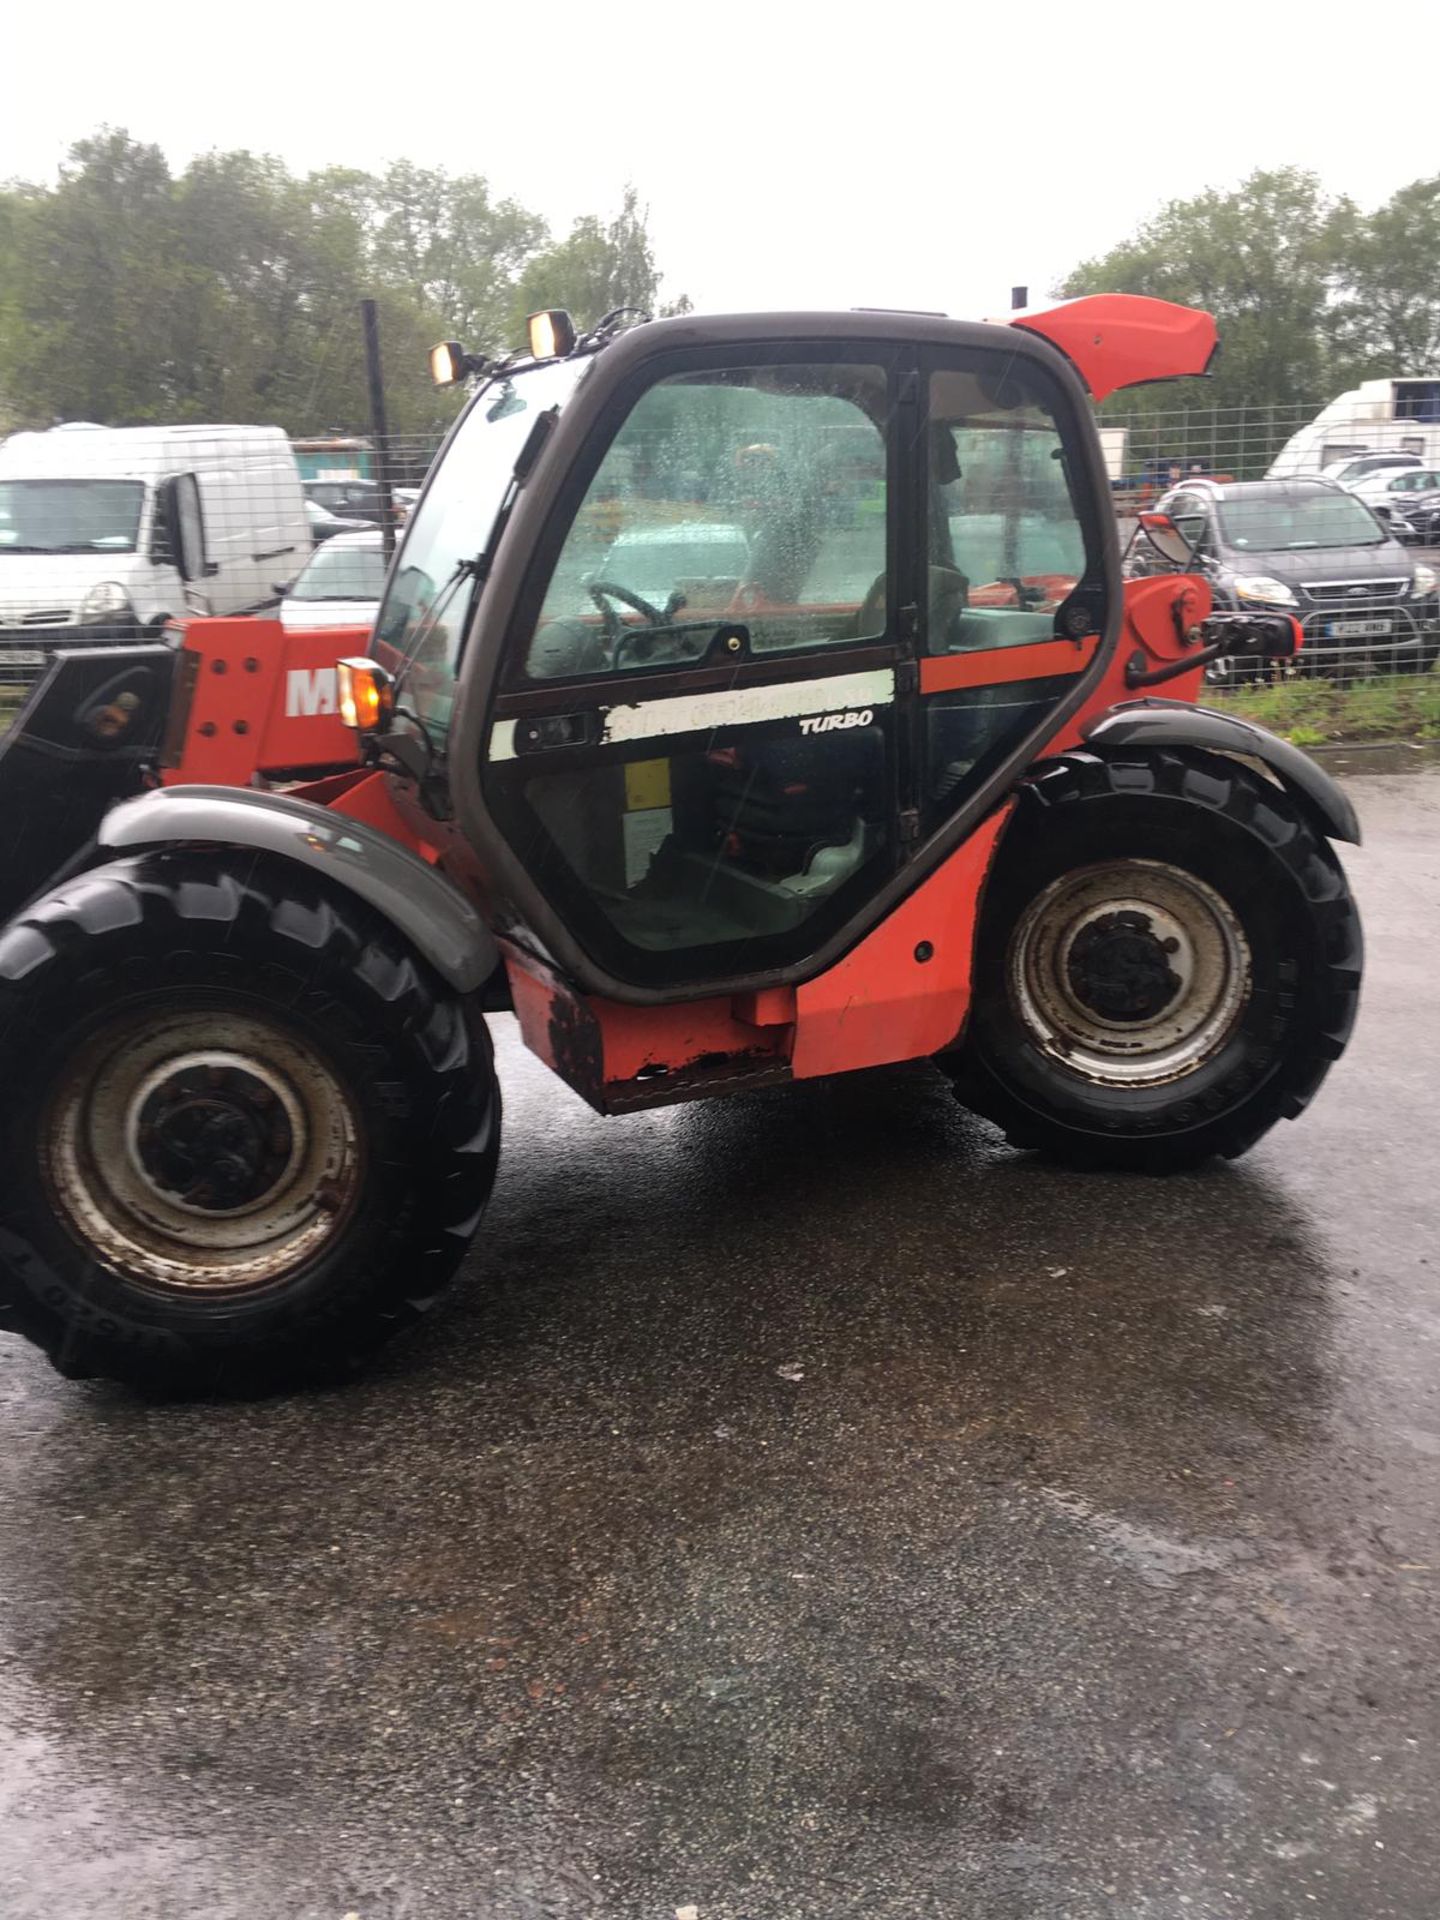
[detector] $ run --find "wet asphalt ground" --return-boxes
[1,770,1438,1920]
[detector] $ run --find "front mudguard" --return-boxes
[1080,698,1360,845]
[96,785,498,994]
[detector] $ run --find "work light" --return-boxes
[526,310,577,361]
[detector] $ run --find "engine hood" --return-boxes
[1224,541,1415,589]
[0,549,141,622]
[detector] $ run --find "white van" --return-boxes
[1268,379,1440,479]
[0,424,310,667]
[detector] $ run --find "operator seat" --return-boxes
[852,564,970,647]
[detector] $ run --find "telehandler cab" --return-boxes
[0,296,1362,1389]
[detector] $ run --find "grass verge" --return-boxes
[1210,672,1440,748]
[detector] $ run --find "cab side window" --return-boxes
[925,367,1089,653]
[525,364,890,680]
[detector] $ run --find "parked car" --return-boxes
[1344,466,1440,545]
[305,477,386,524]
[304,479,419,527]
[1320,452,1423,488]
[595,520,752,609]
[278,529,386,632]
[305,497,371,543]
[1127,476,1440,676]
[0,424,309,678]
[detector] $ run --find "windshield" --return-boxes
[0,479,145,554]
[374,358,590,743]
[292,540,387,601]
[1219,491,1385,551]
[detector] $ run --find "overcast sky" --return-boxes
[7,0,1434,323]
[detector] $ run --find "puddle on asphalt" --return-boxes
[1042,1489,1251,1590]
[1309,739,1440,776]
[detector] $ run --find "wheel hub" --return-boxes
[45,1014,362,1295]
[1065,910,1182,1023]
[1007,859,1252,1088]
[132,1058,297,1213]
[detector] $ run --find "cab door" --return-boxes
[478,337,1112,998]
[481,349,910,993]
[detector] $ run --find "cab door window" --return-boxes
[525,364,889,679]
[927,370,1088,653]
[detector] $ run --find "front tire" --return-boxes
[948,749,1362,1170]
[0,851,500,1390]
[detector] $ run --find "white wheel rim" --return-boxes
[44,1009,363,1295]
[1007,859,1252,1088]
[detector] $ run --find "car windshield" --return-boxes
[1219,491,1385,551]
[0,479,145,553]
[291,541,387,601]
[374,356,591,739]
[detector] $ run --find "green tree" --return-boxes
[2,130,183,423]
[1328,175,1440,377]
[369,160,546,355]
[0,135,684,436]
[511,185,688,336]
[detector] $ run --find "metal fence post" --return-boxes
[362,298,397,563]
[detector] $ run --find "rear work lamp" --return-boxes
[336,658,396,734]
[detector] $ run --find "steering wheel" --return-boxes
[589,580,667,666]
[999,576,1048,611]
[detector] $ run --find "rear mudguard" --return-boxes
[1080,698,1361,845]
[96,784,498,993]
[0,645,177,924]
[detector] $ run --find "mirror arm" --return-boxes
[1126,610,1299,688]
[1125,643,1225,689]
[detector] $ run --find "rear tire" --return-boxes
[947,749,1361,1171]
[0,851,500,1391]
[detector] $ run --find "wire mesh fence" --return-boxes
[1105,384,1440,683]
[3,375,1439,706]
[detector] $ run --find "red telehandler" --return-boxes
[0,296,1362,1390]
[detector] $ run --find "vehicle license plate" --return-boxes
[1327,618,1393,638]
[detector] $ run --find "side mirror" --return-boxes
[1125,610,1299,690]
[1205,611,1299,662]
[1138,510,1198,568]
[152,478,179,569]
[272,580,293,598]
[156,475,207,582]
